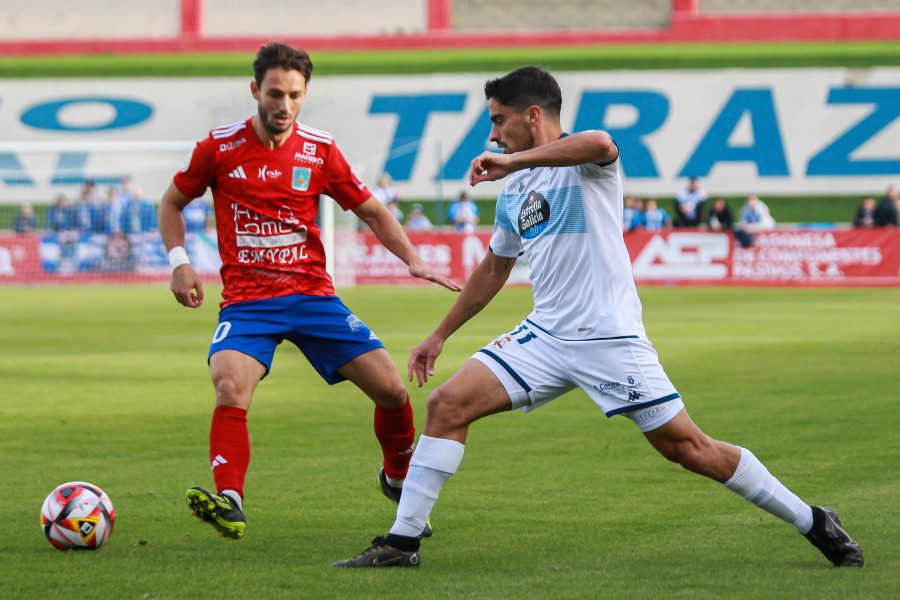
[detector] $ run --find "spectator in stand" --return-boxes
[371,174,400,209]
[735,194,775,248]
[674,176,707,227]
[642,198,671,232]
[100,186,124,234]
[622,196,644,232]
[81,179,99,202]
[74,186,104,233]
[118,176,136,204]
[405,203,433,231]
[46,193,74,232]
[874,185,899,227]
[706,197,734,232]
[386,199,404,223]
[120,185,158,234]
[854,196,877,228]
[447,191,480,232]
[13,202,38,233]
[103,231,134,272]
[183,196,213,233]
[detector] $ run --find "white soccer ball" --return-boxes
[40,482,115,550]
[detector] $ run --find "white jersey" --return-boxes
[489,156,647,340]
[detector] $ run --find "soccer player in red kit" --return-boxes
[158,42,460,541]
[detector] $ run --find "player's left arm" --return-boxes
[470,130,618,185]
[353,197,462,292]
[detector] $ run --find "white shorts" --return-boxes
[471,319,683,432]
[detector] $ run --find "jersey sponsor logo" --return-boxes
[292,167,312,191]
[233,203,308,251]
[303,141,317,156]
[219,138,247,152]
[294,151,324,166]
[257,165,282,181]
[518,191,551,239]
[228,166,247,179]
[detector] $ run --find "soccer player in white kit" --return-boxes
[333,66,863,569]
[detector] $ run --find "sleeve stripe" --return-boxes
[295,123,334,144]
[212,120,247,139]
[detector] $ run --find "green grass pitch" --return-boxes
[1,283,898,599]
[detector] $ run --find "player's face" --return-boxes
[487,98,534,154]
[252,67,307,136]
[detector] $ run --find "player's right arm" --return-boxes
[409,250,517,386]
[158,181,204,308]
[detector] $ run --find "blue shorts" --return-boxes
[208,294,385,385]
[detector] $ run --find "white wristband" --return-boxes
[168,246,191,271]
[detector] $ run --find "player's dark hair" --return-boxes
[484,66,562,118]
[253,42,313,86]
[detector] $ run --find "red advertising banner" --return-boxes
[0,233,43,282]
[348,231,496,285]
[626,229,900,286]
[353,229,900,287]
[5,229,900,287]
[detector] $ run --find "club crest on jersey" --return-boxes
[518,191,551,239]
[292,167,312,191]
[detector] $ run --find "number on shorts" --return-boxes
[211,321,232,344]
[516,332,537,344]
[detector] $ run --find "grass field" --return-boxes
[2,284,898,599]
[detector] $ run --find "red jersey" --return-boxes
[174,118,371,307]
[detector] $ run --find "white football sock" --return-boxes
[390,435,465,538]
[723,447,813,534]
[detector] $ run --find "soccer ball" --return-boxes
[40,482,115,550]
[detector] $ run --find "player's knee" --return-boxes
[212,375,248,408]
[425,385,467,431]
[373,376,408,409]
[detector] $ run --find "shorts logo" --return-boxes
[491,335,513,349]
[633,404,664,423]
[346,314,364,331]
[518,191,551,239]
[292,167,312,191]
[593,377,642,399]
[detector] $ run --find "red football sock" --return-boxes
[209,405,250,500]
[374,397,416,480]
